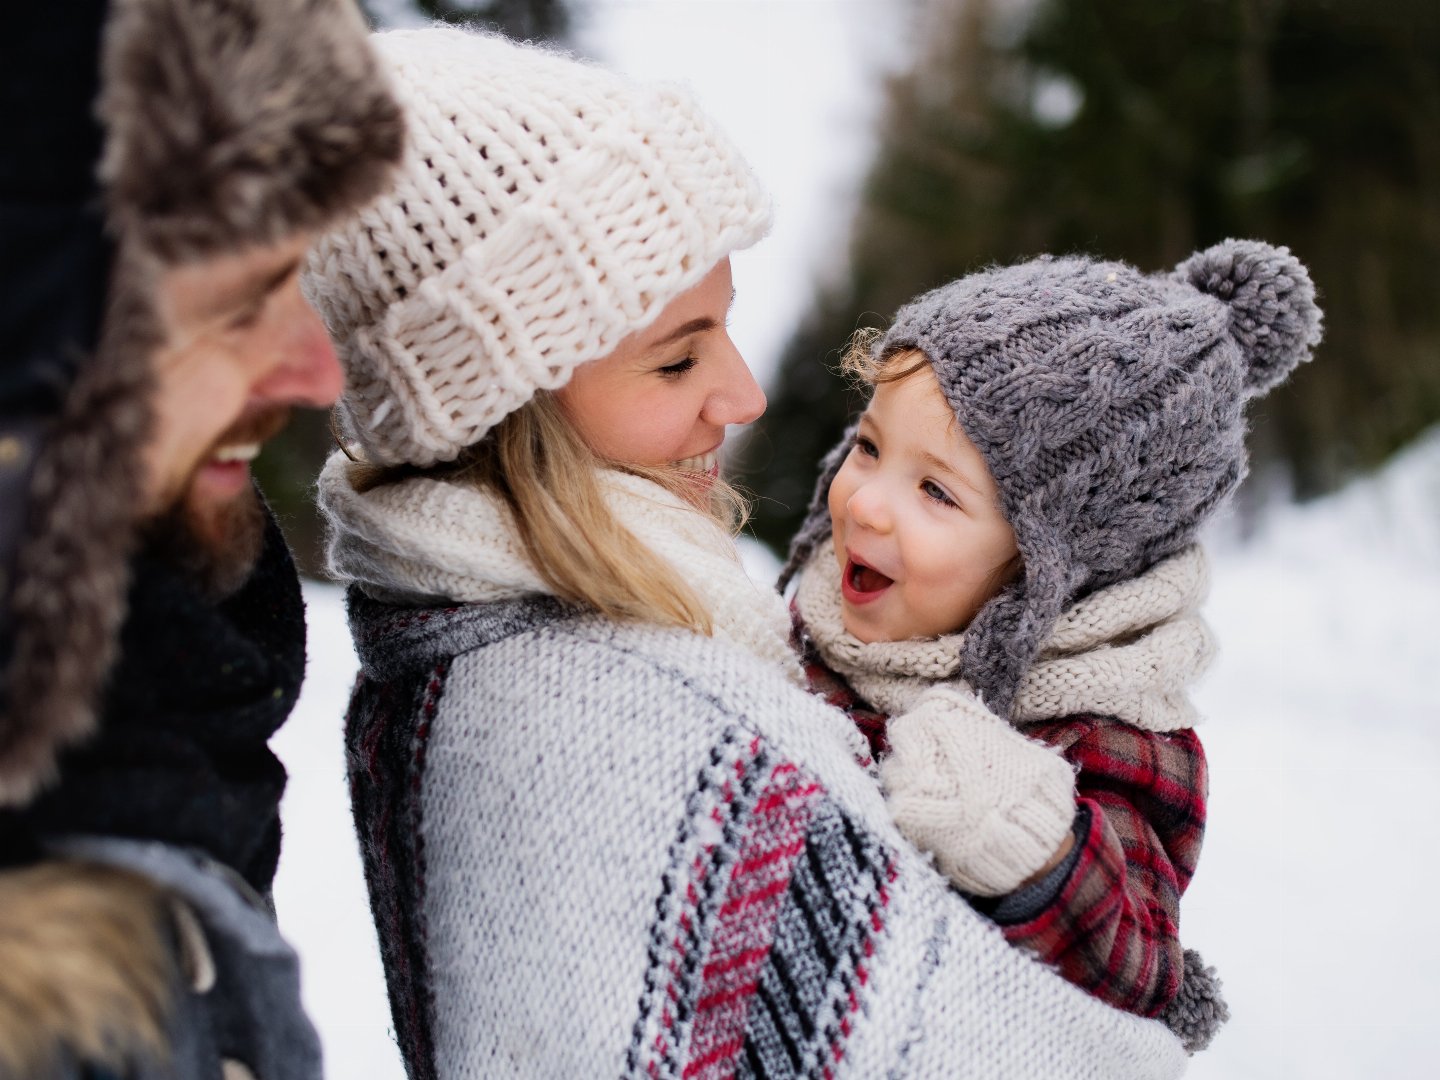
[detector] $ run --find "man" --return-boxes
[0,2,402,1076]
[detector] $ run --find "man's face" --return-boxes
[143,232,342,596]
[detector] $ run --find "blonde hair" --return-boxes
[839,326,929,386]
[348,391,750,635]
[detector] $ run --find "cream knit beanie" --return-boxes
[303,28,773,467]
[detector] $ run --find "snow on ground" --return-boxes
[1183,429,1440,1080]
[274,428,1440,1079]
[270,591,396,1079]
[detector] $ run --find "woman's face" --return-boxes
[556,259,765,485]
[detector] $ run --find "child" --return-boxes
[781,239,1323,1052]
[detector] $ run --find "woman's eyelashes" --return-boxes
[854,433,878,458]
[657,355,698,378]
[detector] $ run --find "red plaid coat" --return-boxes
[799,631,1207,1019]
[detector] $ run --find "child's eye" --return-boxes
[921,479,957,507]
[658,356,698,377]
[853,434,878,458]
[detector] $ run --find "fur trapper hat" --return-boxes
[782,239,1323,718]
[100,0,404,263]
[303,27,773,467]
[0,0,404,807]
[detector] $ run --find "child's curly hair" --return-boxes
[838,326,929,387]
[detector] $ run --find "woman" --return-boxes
[309,28,1190,1079]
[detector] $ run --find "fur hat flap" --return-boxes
[1,0,404,806]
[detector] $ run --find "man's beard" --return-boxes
[142,409,289,601]
[144,482,266,601]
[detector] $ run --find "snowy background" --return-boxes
[272,3,1440,1077]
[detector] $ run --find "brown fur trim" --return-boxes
[100,0,405,262]
[0,0,404,802]
[0,253,158,806]
[0,860,177,1077]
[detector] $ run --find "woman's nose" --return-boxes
[705,338,767,427]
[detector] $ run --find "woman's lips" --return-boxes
[672,450,721,507]
[841,555,894,605]
[674,450,721,479]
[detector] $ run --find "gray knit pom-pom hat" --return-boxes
[782,239,1323,718]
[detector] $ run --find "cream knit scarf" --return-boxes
[317,453,804,686]
[794,538,1215,731]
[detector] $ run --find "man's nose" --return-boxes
[253,283,344,408]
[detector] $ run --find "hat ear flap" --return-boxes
[1175,239,1323,399]
[958,552,1074,720]
[778,420,857,591]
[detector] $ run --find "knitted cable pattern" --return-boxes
[303,28,773,466]
[879,684,1079,895]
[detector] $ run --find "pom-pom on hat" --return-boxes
[783,239,1323,719]
[304,28,773,467]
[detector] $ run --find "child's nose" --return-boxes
[847,481,892,533]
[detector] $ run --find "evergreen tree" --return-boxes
[739,0,1440,555]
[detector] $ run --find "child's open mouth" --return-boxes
[841,556,893,604]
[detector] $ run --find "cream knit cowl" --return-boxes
[793,539,1215,895]
[795,538,1215,729]
[317,452,804,688]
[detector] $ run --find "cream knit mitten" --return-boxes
[880,685,1077,897]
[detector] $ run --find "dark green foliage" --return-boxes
[252,409,337,577]
[738,0,1440,555]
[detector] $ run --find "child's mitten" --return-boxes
[880,684,1076,896]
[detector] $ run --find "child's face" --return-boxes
[827,359,1018,643]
